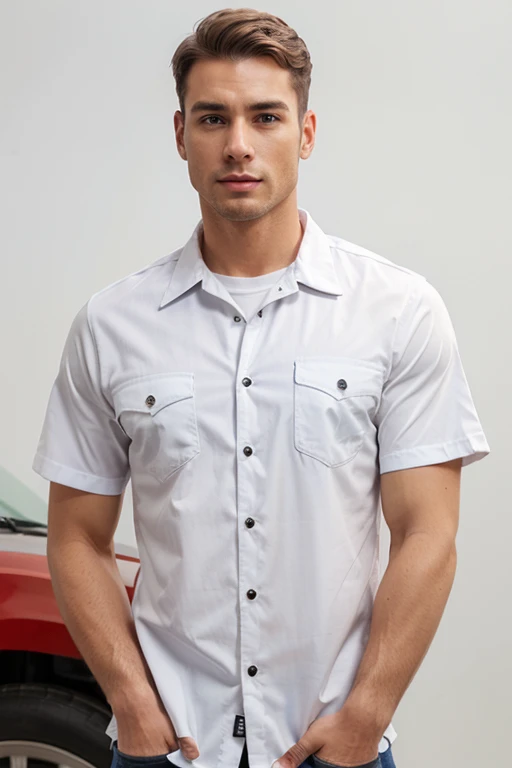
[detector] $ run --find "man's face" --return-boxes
[174,56,315,222]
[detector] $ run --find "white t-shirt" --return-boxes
[211,266,289,322]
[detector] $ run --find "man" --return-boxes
[32,8,490,768]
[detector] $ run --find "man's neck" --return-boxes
[199,202,304,277]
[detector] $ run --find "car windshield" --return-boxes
[0,464,48,525]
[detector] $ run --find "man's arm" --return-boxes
[46,481,199,759]
[340,457,462,739]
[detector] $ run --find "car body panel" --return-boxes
[0,532,140,659]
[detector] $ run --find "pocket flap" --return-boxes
[294,357,383,400]
[112,373,194,417]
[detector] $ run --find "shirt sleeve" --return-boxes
[32,301,131,494]
[375,277,490,474]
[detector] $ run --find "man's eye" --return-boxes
[201,114,280,125]
[258,114,280,123]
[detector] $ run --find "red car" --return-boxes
[0,475,139,768]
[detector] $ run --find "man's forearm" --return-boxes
[48,538,157,714]
[341,532,457,737]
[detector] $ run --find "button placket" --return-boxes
[252,273,297,317]
[233,315,265,705]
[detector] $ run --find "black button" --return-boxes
[247,589,257,600]
[245,518,255,528]
[257,310,263,317]
[242,377,252,387]
[337,379,347,390]
[234,316,242,323]
[278,286,282,291]
[248,666,258,676]
[243,446,253,456]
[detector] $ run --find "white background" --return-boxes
[0,1,508,766]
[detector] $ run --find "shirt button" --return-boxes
[257,310,263,317]
[234,315,242,322]
[242,377,252,387]
[145,395,156,407]
[248,666,258,676]
[247,589,257,600]
[243,446,253,456]
[245,518,255,528]
[337,379,347,390]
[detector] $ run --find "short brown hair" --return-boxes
[170,8,312,124]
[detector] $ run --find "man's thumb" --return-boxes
[179,737,200,759]
[272,738,313,768]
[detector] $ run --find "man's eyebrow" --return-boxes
[190,100,290,114]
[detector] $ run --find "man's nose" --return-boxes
[223,122,255,160]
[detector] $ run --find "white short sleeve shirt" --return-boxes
[32,208,490,768]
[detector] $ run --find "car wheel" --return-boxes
[0,683,113,768]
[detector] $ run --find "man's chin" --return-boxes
[212,198,270,223]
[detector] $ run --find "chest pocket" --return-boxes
[294,357,383,467]
[112,373,200,483]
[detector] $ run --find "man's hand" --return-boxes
[116,689,200,760]
[271,708,380,768]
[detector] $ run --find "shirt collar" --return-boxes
[158,207,343,310]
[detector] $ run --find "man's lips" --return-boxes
[218,179,262,191]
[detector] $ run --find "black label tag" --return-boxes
[233,715,246,737]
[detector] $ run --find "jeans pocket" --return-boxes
[310,753,380,768]
[113,742,171,767]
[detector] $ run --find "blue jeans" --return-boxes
[303,736,396,768]
[380,737,396,768]
[110,738,396,768]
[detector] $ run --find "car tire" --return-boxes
[0,682,113,768]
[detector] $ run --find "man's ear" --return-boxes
[300,110,316,160]
[174,110,187,160]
